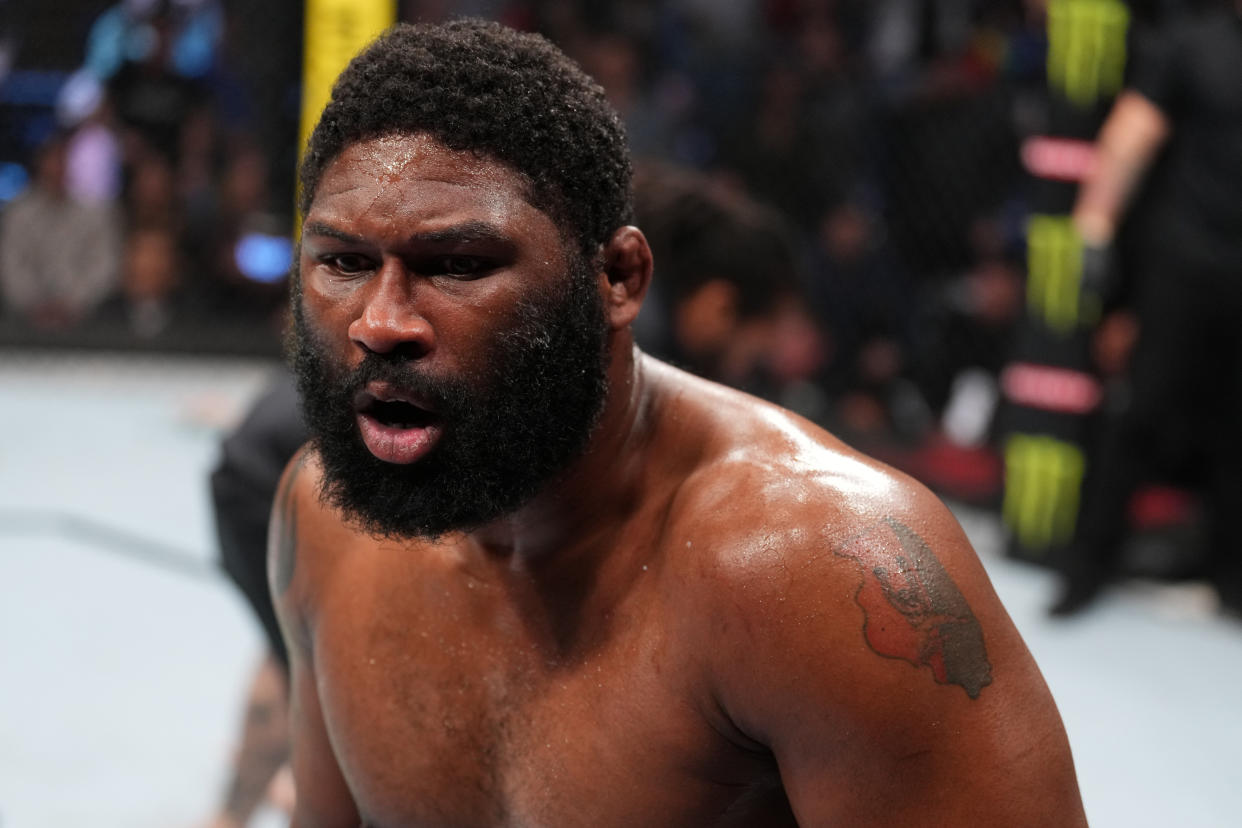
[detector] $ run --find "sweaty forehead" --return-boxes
[309,133,541,216]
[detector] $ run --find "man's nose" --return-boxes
[347,261,435,356]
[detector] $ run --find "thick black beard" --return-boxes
[291,259,609,540]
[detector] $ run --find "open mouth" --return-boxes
[362,396,438,429]
[354,385,444,464]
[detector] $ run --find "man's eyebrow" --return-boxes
[301,220,512,247]
[302,221,364,244]
[409,221,511,246]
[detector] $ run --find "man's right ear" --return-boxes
[600,226,653,330]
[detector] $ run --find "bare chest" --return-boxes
[312,565,786,827]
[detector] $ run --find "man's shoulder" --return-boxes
[653,362,939,583]
[646,378,1083,825]
[651,365,999,696]
[270,444,403,562]
[268,445,366,602]
[665,446,961,625]
[268,445,319,598]
[274,442,321,517]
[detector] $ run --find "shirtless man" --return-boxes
[274,19,1086,826]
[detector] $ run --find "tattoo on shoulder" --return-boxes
[272,449,310,597]
[834,517,993,699]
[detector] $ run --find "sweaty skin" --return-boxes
[272,134,1086,827]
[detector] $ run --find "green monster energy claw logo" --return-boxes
[1047,0,1130,107]
[1003,434,1086,553]
[1027,214,1099,334]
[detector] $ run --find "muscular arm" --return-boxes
[710,477,1085,826]
[1074,90,1171,245]
[269,450,362,827]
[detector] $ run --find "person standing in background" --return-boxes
[1050,0,1242,616]
[0,134,122,330]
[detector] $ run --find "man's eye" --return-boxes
[432,255,489,278]
[325,254,371,275]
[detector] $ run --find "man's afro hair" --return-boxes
[299,18,633,256]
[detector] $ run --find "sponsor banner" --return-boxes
[1001,362,1102,415]
[1026,214,1101,334]
[1005,0,1130,558]
[1021,136,1097,183]
[1003,434,1087,554]
[1046,0,1129,108]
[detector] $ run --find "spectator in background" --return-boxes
[0,134,122,329]
[108,37,208,169]
[725,5,869,231]
[1050,0,1242,616]
[806,199,914,439]
[85,0,223,84]
[918,213,1023,421]
[56,70,125,206]
[124,149,180,230]
[183,139,288,326]
[93,223,186,338]
[720,59,837,230]
[81,0,236,240]
[632,162,824,400]
[101,0,212,178]
[872,0,1021,280]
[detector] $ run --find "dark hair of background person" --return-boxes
[298,18,633,259]
[635,163,799,318]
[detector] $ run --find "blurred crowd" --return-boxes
[496,0,1043,458]
[0,0,1050,464]
[0,0,292,348]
